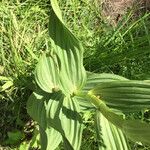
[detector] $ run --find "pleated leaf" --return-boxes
[77,73,127,111]
[92,80,150,112]
[60,96,83,150]
[123,120,150,145]
[27,89,83,150]
[39,127,62,150]
[76,96,95,112]
[27,90,62,150]
[44,94,83,150]
[48,0,86,95]
[35,53,60,93]
[83,73,127,93]
[50,0,62,21]
[95,111,130,150]
[96,100,150,145]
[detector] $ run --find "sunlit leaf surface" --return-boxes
[27,89,83,150]
[27,90,62,150]
[96,99,150,145]
[95,111,130,150]
[92,80,150,112]
[77,72,127,111]
[35,0,86,95]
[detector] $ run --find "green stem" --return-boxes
[87,92,103,108]
[76,91,124,129]
[76,91,106,110]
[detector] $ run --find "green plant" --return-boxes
[0,0,49,146]
[27,0,150,149]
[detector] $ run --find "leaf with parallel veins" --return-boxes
[92,80,150,112]
[95,111,130,150]
[27,89,62,150]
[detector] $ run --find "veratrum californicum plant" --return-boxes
[27,0,150,149]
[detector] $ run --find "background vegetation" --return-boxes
[0,0,150,149]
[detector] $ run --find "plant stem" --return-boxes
[76,91,105,109]
[76,91,124,128]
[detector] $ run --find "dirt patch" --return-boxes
[101,0,150,25]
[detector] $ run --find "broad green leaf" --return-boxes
[27,90,62,150]
[63,137,74,150]
[27,89,83,150]
[123,120,150,145]
[95,111,130,150]
[83,72,128,93]
[75,96,95,112]
[60,96,83,150]
[96,99,125,129]
[50,0,62,21]
[27,90,47,129]
[92,80,150,112]
[36,0,86,95]
[35,53,60,93]
[44,95,83,150]
[48,0,86,95]
[95,99,150,145]
[40,127,62,150]
[77,73,127,111]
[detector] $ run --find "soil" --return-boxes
[101,0,150,25]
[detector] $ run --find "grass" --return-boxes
[0,0,49,148]
[0,0,150,149]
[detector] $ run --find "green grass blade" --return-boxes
[0,80,13,92]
